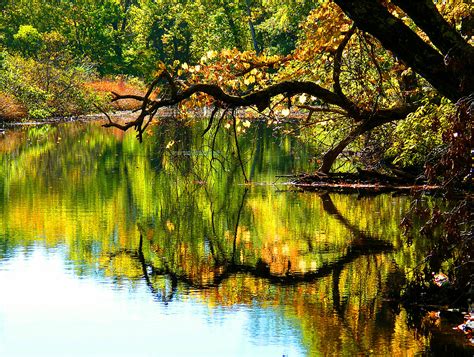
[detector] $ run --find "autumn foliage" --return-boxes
[85,78,146,111]
[0,92,27,121]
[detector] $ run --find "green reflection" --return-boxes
[0,118,437,355]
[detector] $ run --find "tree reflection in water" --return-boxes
[0,119,445,355]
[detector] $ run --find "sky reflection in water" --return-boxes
[0,247,305,357]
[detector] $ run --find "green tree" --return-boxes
[13,25,42,57]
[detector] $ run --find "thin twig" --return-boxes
[232,110,249,183]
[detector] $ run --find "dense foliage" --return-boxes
[0,0,316,118]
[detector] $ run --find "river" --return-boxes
[0,117,470,356]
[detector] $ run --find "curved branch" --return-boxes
[202,106,219,137]
[333,0,470,100]
[107,78,360,141]
[333,24,357,113]
[318,110,412,174]
[108,67,416,172]
[232,111,249,183]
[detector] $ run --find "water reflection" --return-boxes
[0,118,454,355]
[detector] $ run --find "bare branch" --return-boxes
[232,110,249,183]
[107,64,417,174]
[111,92,145,102]
[202,106,220,137]
[333,24,356,110]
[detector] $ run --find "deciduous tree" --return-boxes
[110,0,473,173]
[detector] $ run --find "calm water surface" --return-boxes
[0,118,469,356]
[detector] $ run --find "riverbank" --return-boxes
[0,77,146,123]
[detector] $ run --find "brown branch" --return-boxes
[333,24,356,111]
[108,65,417,169]
[111,92,145,102]
[95,104,136,132]
[202,106,219,137]
[392,0,474,59]
[362,33,385,112]
[209,109,227,171]
[108,77,358,140]
[333,0,468,100]
[104,68,178,142]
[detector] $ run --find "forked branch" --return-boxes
[104,65,416,172]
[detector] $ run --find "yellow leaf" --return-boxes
[207,50,216,59]
[166,220,175,232]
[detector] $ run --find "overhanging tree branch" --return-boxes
[392,0,474,59]
[333,0,473,101]
[333,24,357,114]
[106,66,416,173]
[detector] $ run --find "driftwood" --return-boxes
[289,170,441,194]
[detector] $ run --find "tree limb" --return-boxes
[333,24,357,113]
[333,0,470,100]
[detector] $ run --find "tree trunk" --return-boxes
[319,116,398,173]
[319,122,371,173]
[245,0,261,54]
[222,2,244,51]
[334,0,473,101]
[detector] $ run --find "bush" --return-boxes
[85,77,146,111]
[386,99,455,171]
[13,25,43,57]
[0,92,27,121]
[0,51,100,120]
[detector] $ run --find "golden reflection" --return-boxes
[0,120,434,355]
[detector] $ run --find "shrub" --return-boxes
[13,25,43,57]
[0,51,99,119]
[386,99,455,171]
[0,92,27,121]
[85,77,146,111]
